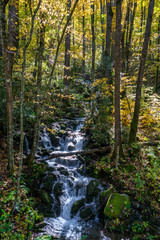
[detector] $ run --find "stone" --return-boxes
[79,206,95,220]
[104,193,131,219]
[71,198,85,217]
[86,180,100,203]
[43,173,56,193]
[67,142,75,151]
[53,182,63,198]
[39,190,54,205]
[99,185,116,204]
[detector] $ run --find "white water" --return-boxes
[38,119,128,240]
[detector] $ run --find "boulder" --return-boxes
[67,142,75,151]
[99,185,116,204]
[71,198,85,217]
[53,182,63,198]
[43,173,56,193]
[104,193,131,219]
[79,206,95,220]
[39,190,54,205]
[86,180,100,203]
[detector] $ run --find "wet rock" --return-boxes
[104,193,131,219]
[58,167,69,176]
[34,222,47,231]
[67,142,75,151]
[53,182,63,198]
[49,133,60,147]
[43,173,56,193]
[71,198,85,217]
[79,206,95,220]
[39,190,54,205]
[86,180,100,203]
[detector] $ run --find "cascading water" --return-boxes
[38,118,129,240]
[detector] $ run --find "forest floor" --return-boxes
[0,82,160,239]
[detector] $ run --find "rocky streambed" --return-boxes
[25,118,137,240]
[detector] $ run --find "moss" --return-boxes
[99,185,116,204]
[123,164,136,173]
[71,198,85,217]
[104,193,131,219]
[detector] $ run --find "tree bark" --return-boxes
[121,0,131,71]
[126,1,137,72]
[0,1,14,175]
[100,0,105,52]
[82,3,85,76]
[129,0,155,144]
[64,0,71,85]
[105,0,113,82]
[113,0,122,166]
[91,0,95,82]
[8,0,19,50]
[28,22,45,166]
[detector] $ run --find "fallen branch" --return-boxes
[39,146,112,161]
[138,141,160,146]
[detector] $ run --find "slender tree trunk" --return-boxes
[126,1,137,72]
[0,0,14,176]
[28,22,45,166]
[105,0,113,82]
[82,3,85,76]
[8,0,19,50]
[155,15,160,93]
[113,0,122,166]
[129,0,155,144]
[100,0,105,52]
[64,0,71,85]
[91,0,95,82]
[12,0,42,211]
[121,0,130,71]
[48,0,79,86]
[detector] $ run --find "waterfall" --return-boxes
[38,118,128,240]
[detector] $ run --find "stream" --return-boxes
[33,118,130,240]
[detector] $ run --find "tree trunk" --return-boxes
[82,3,85,76]
[155,15,160,93]
[126,1,137,72]
[28,22,45,166]
[129,0,155,144]
[12,0,42,212]
[8,0,19,50]
[91,0,95,82]
[64,0,71,85]
[121,0,131,71]
[113,0,122,166]
[100,0,105,52]
[105,0,113,82]
[0,1,14,175]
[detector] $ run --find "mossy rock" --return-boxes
[79,206,95,220]
[99,185,116,204]
[39,190,54,205]
[53,182,63,198]
[71,198,85,217]
[123,164,136,173]
[43,173,56,193]
[86,180,99,203]
[104,193,131,219]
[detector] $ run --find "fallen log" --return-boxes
[138,141,160,146]
[39,146,112,161]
